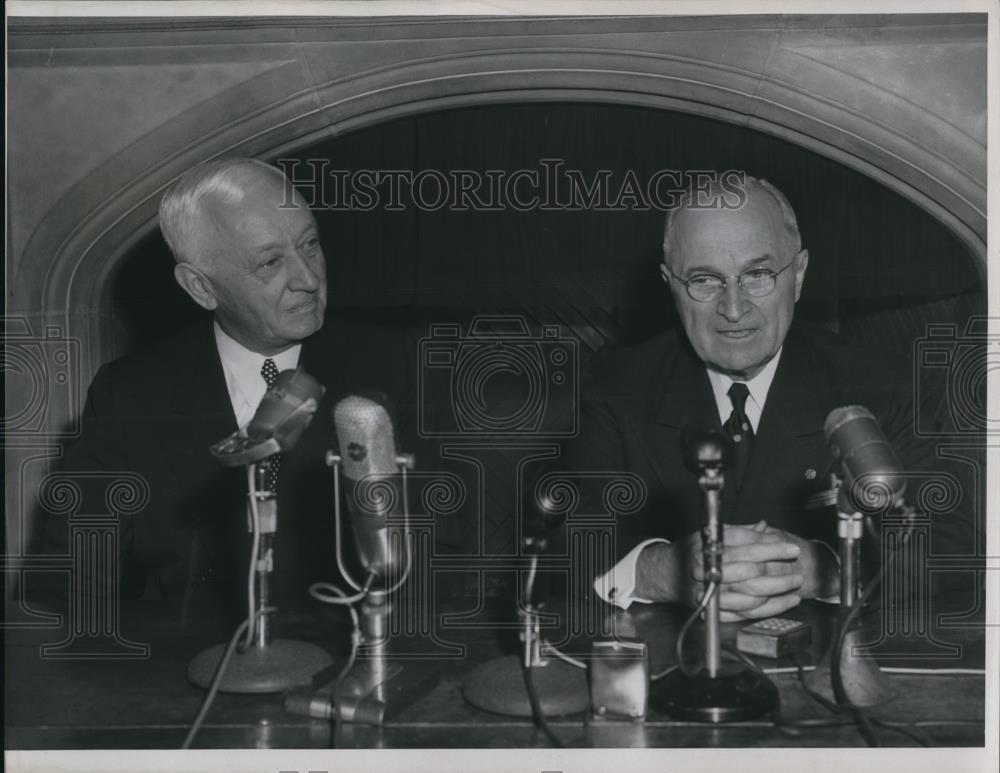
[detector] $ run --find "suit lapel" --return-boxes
[166,321,237,429]
[162,323,239,510]
[739,324,829,509]
[650,335,719,431]
[636,324,831,520]
[622,334,719,496]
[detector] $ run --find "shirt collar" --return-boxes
[213,322,302,429]
[213,321,301,381]
[705,346,783,430]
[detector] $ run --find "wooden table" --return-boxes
[4,592,985,749]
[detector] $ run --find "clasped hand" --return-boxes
[637,521,834,621]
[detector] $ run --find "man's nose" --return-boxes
[288,252,321,292]
[717,280,747,321]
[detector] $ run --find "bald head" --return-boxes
[662,175,802,271]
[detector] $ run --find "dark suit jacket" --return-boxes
[42,318,413,623]
[556,321,975,573]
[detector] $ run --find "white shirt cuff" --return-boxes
[593,538,670,609]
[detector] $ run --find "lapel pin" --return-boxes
[805,468,817,480]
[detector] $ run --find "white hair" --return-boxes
[158,158,290,268]
[662,175,802,266]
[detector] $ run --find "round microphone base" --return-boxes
[651,663,777,723]
[462,654,589,717]
[187,638,333,694]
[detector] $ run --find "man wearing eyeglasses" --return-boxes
[568,175,971,620]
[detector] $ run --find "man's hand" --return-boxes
[751,524,841,601]
[635,521,839,621]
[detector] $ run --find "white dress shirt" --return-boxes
[214,322,301,429]
[593,348,784,609]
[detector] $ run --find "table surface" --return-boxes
[4,589,987,750]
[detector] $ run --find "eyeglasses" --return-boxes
[665,258,797,303]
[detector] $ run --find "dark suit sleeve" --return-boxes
[66,365,129,471]
[536,356,659,573]
[40,364,138,596]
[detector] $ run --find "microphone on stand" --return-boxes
[318,393,438,726]
[460,474,591,722]
[680,423,730,680]
[650,422,778,723]
[825,405,906,515]
[187,366,334,694]
[824,405,908,710]
[211,367,324,466]
[823,405,907,607]
[332,393,410,582]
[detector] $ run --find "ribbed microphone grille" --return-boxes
[333,395,398,477]
[823,404,874,441]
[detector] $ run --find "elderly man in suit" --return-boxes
[567,175,972,621]
[44,158,405,623]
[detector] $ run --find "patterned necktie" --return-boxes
[260,358,281,492]
[725,382,754,489]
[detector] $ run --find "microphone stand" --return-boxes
[829,474,890,708]
[834,477,864,609]
[187,456,333,693]
[652,448,777,722]
[324,451,439,726]
[460,533,590,720]
[701,465,724,679]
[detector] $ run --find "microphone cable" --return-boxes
[818,528,913,747]
[330,456,415,596]
[295,458,417,724]
[519,553,567,749]
[240,464,263,650]
[183,461,279,748]
[828,558,888,746]
[783,652,930,746]
[521,659,566,748]
[675,579,719,677]
[181,605,275,749]
[307,584,364,695]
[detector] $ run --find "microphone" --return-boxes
[681,423,729,668]
[188,365,333,695]
[211,367,325,466]
[823,413,900,704]
[332,393,409,580]
[823,405,906,513]
[681,423,732,475]
[325,395,438,726]
[650,421,778,721]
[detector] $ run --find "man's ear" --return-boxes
[659,261,670,285]
[792,248,809,302]
[174,262,218,311]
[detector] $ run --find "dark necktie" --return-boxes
[725,382,754,489]
[260,358,281,492]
